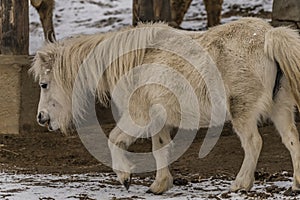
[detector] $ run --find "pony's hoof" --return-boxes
[146,189,163,195]
[147,176,173,195]
[230,175,254,192]
[292,180,300,192]
[116,171,132,190]
[123,174,132,190]
[230,181,252,192]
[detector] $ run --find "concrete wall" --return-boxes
[0,56,23,134]
[0,55,45,134]
[272,0,300,28]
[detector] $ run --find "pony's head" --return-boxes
[30,42,72,133]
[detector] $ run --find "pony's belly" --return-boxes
[198,110,231,128]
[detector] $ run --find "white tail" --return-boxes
[265,27,300,109]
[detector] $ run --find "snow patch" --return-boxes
[29,0,273,53]
[0,172,294,200]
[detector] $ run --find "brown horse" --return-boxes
[31,0,56,42]
[136,0,223,28]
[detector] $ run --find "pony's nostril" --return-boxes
[38,112,42,120]
[37,111,49,125]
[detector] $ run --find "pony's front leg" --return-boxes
[108,126,136,189]
[230,118,262,192]
[147,127,173,194]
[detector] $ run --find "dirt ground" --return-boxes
[0,121,294,182]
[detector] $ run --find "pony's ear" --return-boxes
[36,51,55,64]
[36,51,48,63]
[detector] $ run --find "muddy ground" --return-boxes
[0,122,294,182]
[2,121,300,199]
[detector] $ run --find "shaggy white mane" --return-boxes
[29,23,172,126]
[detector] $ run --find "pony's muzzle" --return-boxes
[37,111,50,126]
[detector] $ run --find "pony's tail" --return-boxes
[264,27,300,109]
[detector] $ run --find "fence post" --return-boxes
[0,0,30,134]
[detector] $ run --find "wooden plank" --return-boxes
[0,0,29,55]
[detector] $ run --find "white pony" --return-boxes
[30,18,300,194]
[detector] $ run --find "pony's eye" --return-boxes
[40,83,48,89]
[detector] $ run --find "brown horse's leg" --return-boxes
[153,0,163,20]
[169,0,193,27]
[31,0,56,42]
[203,0,223,27]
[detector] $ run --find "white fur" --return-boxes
[30,18,300,194]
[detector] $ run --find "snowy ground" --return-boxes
[0,172,296,200]
[29,0,273,54]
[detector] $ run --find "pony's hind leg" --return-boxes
[108,126,136,189]
[271,99,300,191]
[230,117,263,192]
[147,126,173,194]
